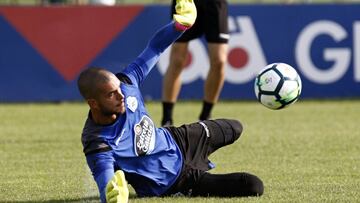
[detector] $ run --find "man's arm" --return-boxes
[86,152,115,203]
[120,22,183,87]
[120,0,196,87]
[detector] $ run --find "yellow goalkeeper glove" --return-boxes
[106,170,129,203]
[173,0,197,31]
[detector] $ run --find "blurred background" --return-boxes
[1,1,359,202]
[1,0,360,5]
[0,0,359,102]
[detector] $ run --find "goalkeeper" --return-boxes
[77,0,263,202]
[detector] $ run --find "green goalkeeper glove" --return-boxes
[106,170,129,203]
[173,0,197,31]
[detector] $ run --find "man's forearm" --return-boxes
[137,21,185,73]
[147,21,184,53]
[122,22,184,85]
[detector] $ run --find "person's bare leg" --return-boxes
[161,42,189,126]
[199,43,228,120]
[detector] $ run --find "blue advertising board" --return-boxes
[0,5,359,102]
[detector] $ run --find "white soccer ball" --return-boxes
[254,63,302,110]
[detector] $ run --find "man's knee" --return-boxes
[222,119,243,141]
[209,58,226,71]
[170,55,187,69]
[228,119,243,139]
[209,119,243,143]
[170,44,188,68]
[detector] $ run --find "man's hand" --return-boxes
[106,170,129,203]
[173,0,197,31]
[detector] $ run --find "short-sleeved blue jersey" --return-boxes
[81,22,184,202]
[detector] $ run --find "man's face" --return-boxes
[96,74,125,116]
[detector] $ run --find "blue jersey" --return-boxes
[81,22,184,202]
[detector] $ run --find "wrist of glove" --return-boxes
[106,170,129,203]
[173,0,197,31]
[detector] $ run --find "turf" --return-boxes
[0,100,359,202]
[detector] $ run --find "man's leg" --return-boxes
[191,172,264,197]
[161,42,189,126]
[165,119,254,196]
[193,120,263,197]
[199,43,228,120]
[201,119,242,154]
[166,119,242,171]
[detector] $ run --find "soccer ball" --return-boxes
[254,63,302,110]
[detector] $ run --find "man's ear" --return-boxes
[87,99,99,109]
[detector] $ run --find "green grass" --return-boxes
[0,100,359,202]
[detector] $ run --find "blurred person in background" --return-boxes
[161,0,229,126]
[88,0,116,5]
[41,0,67,5]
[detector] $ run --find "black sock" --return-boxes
[192,172,264,197]
[162,102,174,126]
[199,101,214,120]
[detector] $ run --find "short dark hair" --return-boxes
[77,67,112,99]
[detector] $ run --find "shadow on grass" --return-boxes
[0,196,98,203]
[0,194,139,203]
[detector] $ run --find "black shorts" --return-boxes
[171,0,229,43]
[164,119,242,196]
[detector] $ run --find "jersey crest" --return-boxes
[134,115,155,156]
[126,96,138,112]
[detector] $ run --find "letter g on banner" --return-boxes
[295,20,351,84]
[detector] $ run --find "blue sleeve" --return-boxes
[86,151,115,203]
[121,21,184,87]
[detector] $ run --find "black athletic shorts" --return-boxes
[171,0,229,43]
[164,119,242,196]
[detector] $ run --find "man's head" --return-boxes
[77,67,125,120]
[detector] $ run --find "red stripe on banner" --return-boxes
[0,6,144,81]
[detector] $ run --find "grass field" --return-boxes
[0,100,359,202]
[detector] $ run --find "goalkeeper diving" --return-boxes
[77,0,263,202]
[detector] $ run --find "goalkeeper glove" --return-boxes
[106,170,129,203]
[173,0,197,31]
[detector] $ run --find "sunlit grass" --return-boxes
[0,100,359,202]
